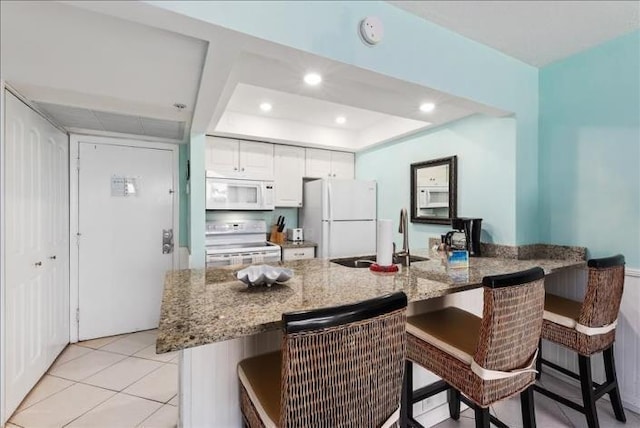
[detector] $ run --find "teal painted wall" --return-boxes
[357,115,516,248]
[539,31,640,267]
[178,143,188,247]
[189,134,206,268]
[153,0,540,245]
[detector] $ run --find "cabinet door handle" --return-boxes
[233,167,238,171]
[49,255,57,260]
[241,167,245,172]
[35,261,42,267]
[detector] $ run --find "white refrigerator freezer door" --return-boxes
[324,180,377,221]
[326,220,376,258]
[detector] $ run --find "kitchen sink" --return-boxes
[330,254,429,268]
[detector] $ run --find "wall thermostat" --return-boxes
[359,16,384,45]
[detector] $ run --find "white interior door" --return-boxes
[4,92,69,417]
[78,142,175,340]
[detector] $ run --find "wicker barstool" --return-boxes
[238,292,408,428]
[534,254,626,428]
[402,267,545,428]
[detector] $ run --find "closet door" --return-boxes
[4,92,69,417]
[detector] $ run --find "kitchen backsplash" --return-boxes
[205,208,299,231]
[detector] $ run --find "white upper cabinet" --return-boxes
[274,145,305,207]
[330,151,355,179]
[206,137,239,176]
[206,137,274,180]
[305,148,354,179]
[305,148,332,178]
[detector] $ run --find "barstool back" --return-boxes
[577,254,625,354]
[473,267,545,403]
[280,292,408,427]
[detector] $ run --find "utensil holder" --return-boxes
[270,226,286,244]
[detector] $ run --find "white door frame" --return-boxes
[69,134,180,343]
[1,79,7,427]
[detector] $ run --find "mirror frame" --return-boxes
[410,155,458,225]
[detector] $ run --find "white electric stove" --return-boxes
[205,220,281,268]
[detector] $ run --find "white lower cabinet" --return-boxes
[282,246,315,261]
[274,145,305,207]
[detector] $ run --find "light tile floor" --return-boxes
[9,329,178,428]
[427,373,640,428]
[10,336,640,427]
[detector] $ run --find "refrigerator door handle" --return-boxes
[327,182,333,221]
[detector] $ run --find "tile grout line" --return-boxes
[10,377,77,417]
[75,358,168,395]
[60,386,118,428]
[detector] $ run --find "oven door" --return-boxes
[205,177,274,211]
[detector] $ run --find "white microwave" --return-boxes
[418,185,449,209]
[205,176,275,211]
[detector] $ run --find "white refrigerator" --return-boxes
[302,179,377,258]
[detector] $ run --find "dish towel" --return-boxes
[230,255,244,266]
[251,254,265,264]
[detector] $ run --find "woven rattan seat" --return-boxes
[406,307,480,364]
[535,254,627,428]
[238,292,408,428]
[543,294,581,328]
[402,267,545,428]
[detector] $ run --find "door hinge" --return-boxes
[76,157,80,171]
[76,232,81,246]
[76,308,80,323]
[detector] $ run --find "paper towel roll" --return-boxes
[376,219,393,267]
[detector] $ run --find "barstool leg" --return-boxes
[603,345,626,422]
[520,385,536,428]
[401,360,413,428]
[578,355,599,428]
[474,407,490,428]
[448,388,461,420]
[535,339,542,380]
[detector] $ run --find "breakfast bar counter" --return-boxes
[161,250,586,427]
[157,254,585,353]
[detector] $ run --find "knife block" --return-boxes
[270,226,286,244]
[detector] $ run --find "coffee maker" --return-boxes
[444,217,483,256]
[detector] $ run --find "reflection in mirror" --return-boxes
[410,156,457,225]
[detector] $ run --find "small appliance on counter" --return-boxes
[286,228,304,242]
[444,217,482,257]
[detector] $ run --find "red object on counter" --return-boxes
[369,263,399,274]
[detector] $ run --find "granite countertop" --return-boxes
[156,251,585,353]
[277,240,317,249]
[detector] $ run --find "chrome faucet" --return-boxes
[394,208,410,267]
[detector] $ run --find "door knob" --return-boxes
[49,255,57,260]
[35,261,42,267]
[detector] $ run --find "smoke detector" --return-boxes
[359,16,384,45]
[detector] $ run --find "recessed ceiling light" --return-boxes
[335,116,346,124]
[419,102,436,113]
[259,102,272,112]
[304,73,322,86]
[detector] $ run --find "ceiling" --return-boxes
[209,50,507,151]
[392,1,640,67]
[0,1,206,142]
[2,1,637,148]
